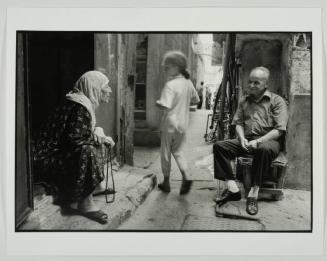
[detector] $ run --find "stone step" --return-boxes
[18,167,157,231]
[135,120,148,129]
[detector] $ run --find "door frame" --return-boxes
[15,31,34,228]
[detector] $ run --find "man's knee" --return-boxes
[213,140,226,152]
[255,142,279,156]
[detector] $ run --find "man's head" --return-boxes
[248,67,270,99]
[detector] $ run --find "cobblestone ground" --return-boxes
[120,109,311,231]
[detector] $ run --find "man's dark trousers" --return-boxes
[213,139,280,186]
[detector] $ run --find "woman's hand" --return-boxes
[93,127,115,147]
[104,136,115,147]
[93,127,107,145]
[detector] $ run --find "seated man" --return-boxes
[213,66,288,215]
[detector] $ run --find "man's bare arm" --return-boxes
[257,129,283,143]
[235,125,246,141]
[235,124,249,152]
[247,129,284,150]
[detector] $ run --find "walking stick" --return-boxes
[93,144,116,203]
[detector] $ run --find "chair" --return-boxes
[236,129,288,200]
[236,152,288,200]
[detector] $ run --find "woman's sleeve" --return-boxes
[64,104,95,147]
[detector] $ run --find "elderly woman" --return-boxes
[33,71,115,224]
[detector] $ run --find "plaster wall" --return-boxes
[240,39,283,95]
[94,34,136,164]
[285,48,311,190]
[94,34,117,140]
[285,94,311,190]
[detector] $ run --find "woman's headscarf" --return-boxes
[66,71,109,130]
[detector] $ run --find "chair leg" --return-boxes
[276,165,288,189]
[242,165,252,197]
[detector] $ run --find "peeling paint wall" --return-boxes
[289,49,311,94]
[94,34,136,164]
[285,48,311,190]
[94,34,117,141]
[240,39,283,96]
[146,34,165,130]
[285,94,311,190]
[123,34,137,165]
[236,34,291,101]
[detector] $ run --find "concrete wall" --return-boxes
[123,34,137,165]
[236,34,291,101]
[94,34,136,164]
[240,39,283,95]
[289,49,311,94]
[146,34,165,130]
[94,34,117,141]
[285,94,311,190]
[285,48,311,190]
[188,34,198,86]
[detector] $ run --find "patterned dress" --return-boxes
[33,100,106,205]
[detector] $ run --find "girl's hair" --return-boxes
[162,50,190,79]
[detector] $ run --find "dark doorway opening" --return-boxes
[28,32,94,133]
[15,31,94,228]
[135,34,148,120]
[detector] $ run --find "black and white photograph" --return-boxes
[15,31,312,232]
[2,6,324,257]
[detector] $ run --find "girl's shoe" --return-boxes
[180,180,193,195]
[158,183,171,193]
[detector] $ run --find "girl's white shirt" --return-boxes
[157,75,200,133]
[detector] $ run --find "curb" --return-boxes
[105,173,157,229]
[19,168,157,231]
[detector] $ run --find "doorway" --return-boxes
[27,32,94,133]
[135,34,148,121]
[15,31,94,228]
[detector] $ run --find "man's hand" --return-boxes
[247,140,258,152]
[240,138,249,152]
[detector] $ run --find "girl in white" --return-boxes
[156,51,200,194]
